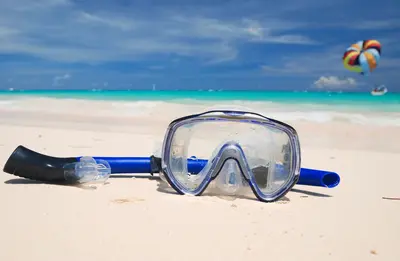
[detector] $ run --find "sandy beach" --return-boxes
[1,97,399,261]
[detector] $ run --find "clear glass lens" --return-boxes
[167,117,294,196]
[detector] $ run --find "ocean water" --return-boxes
[1,89,399,112]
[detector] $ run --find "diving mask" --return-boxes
[157,110,301,203]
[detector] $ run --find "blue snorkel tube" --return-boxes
[3,146,340,188]
[88,156,340,188]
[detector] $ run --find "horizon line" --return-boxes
[1,89,395,93]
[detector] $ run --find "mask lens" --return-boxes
[248,129,293,196]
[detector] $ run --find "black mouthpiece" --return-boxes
[3,145,78,183]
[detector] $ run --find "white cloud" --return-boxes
[76,11,136,31]
[52,73,71,86]
[313,76,357,88]
[0,0,317,64]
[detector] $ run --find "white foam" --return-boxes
[215,100,400,127]
[111,101,163,109]
[1,97,399,127]
[265,111,330,123]
[185,100,400,127]
[0,100,15,107]
[260,110,400,127]
[110,101,167,116]
[0,99,19,110]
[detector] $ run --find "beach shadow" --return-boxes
[3,174,157,187]
[4,178,110,190]
[5,178,45,185]
[291,188,332,198]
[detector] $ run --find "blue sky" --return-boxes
[0,0,399,92]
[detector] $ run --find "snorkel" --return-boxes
[3,144,340,188]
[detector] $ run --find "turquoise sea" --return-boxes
[1,90,400,112]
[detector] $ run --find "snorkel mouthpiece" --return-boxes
[63,157,111,185]
[2,146,111,186]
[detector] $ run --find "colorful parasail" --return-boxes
[342,39,381,76]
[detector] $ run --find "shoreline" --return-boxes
[1,90,399,108]
[1,96,400,127]
[1,95,400,113]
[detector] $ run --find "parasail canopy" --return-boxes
[342,40,381,76]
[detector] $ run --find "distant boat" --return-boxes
[371,85,388,96]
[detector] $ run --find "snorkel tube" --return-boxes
[3,145,340,188]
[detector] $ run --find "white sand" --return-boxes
[1,97,399,261]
